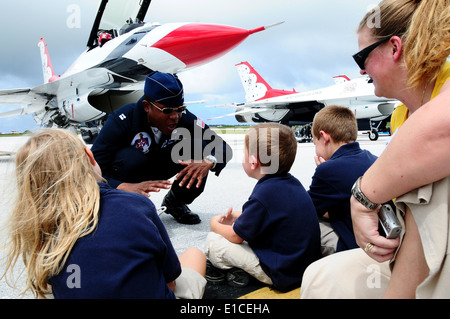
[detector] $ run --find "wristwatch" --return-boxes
[351,176,380,210]
[204,155,217,170]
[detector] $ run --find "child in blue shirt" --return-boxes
[308,105,378,255]
[2,129,206,299]
[206,123,321,292]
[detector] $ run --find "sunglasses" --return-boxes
[150,101,187,115]
[352,36,391,70]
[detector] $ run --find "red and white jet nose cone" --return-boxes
[151,23,266,68]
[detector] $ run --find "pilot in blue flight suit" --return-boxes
[91,71,233,224]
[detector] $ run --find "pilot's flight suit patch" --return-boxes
[131,132,151,154]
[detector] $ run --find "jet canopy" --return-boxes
[87,0,152,49]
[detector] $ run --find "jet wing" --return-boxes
[207,100,293,109]
[0,88,33,105]
[0,107,32,118]
[0,88,52,118]
[206,97,323,123]
[207,105,271,120]
[87,0,152,49]
[0,67,140,119]
[34,67,138,94]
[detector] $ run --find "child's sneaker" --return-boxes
[205,260,226,285]
[226,268,250,287]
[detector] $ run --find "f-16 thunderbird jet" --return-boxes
[209,61,400,141]
[0,0,273,141]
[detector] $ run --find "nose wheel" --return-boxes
[368,129,379,141]
[366,119,382,141]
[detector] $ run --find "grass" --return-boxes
[210,125,252,134]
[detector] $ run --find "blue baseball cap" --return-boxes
[144,71,184,107]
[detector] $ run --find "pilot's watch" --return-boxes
[205,155,217,170]
[351,176,380,210]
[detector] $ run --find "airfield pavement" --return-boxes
[0,132,389,299]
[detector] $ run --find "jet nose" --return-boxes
[151,23,267,68]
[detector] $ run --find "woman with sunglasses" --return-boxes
[301,0,450,298]
[91,71,233,225]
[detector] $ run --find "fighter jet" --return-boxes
[0,0,271,141]
[209,61,400,141]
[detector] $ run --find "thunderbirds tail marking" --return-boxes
[38,38,60,84]
[235,62,296,102]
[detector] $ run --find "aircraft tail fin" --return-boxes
[332,75,351,84]
[235,62,296,102]
[38,38,60,84]
[235,62,272,102]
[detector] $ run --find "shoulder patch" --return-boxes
[131,132,152,154]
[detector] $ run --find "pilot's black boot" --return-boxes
[162,190,201,225]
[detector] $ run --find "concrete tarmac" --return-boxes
[0,133,389,298]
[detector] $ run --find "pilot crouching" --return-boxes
[91,71,232,224]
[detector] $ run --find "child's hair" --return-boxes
[312,105,358,143]
[2,128,101,298]
[245,123,297,175]
[358,0,450,89]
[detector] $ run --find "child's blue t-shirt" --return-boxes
[308,142,378,251]
[48,183,181,299]
[233,174,321,292]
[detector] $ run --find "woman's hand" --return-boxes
[350,196,400,263]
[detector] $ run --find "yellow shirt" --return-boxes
[390,103,408,135]
[390,61,450,134]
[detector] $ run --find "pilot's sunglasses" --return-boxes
[150,102,187,114]
[352,36,391,70]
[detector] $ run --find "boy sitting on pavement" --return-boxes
[308,105,378,256]
[206,123,322,292]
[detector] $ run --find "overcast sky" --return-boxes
[0,0,380,132]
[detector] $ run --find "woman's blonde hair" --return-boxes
[359,0,450,88]
[2,129,101,298]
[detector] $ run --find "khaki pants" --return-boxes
[174,267,207,299]
[319,220,339,256]
[395,176,450,298]
[301,248,391,298]
[205,232,272,285]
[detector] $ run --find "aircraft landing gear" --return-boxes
[79,117,106,144]
[365,119,382,141]
[294,123,312,143]
[368,129,379,141]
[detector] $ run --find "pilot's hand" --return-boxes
[175,159,213,189]
[117,180,172,197]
